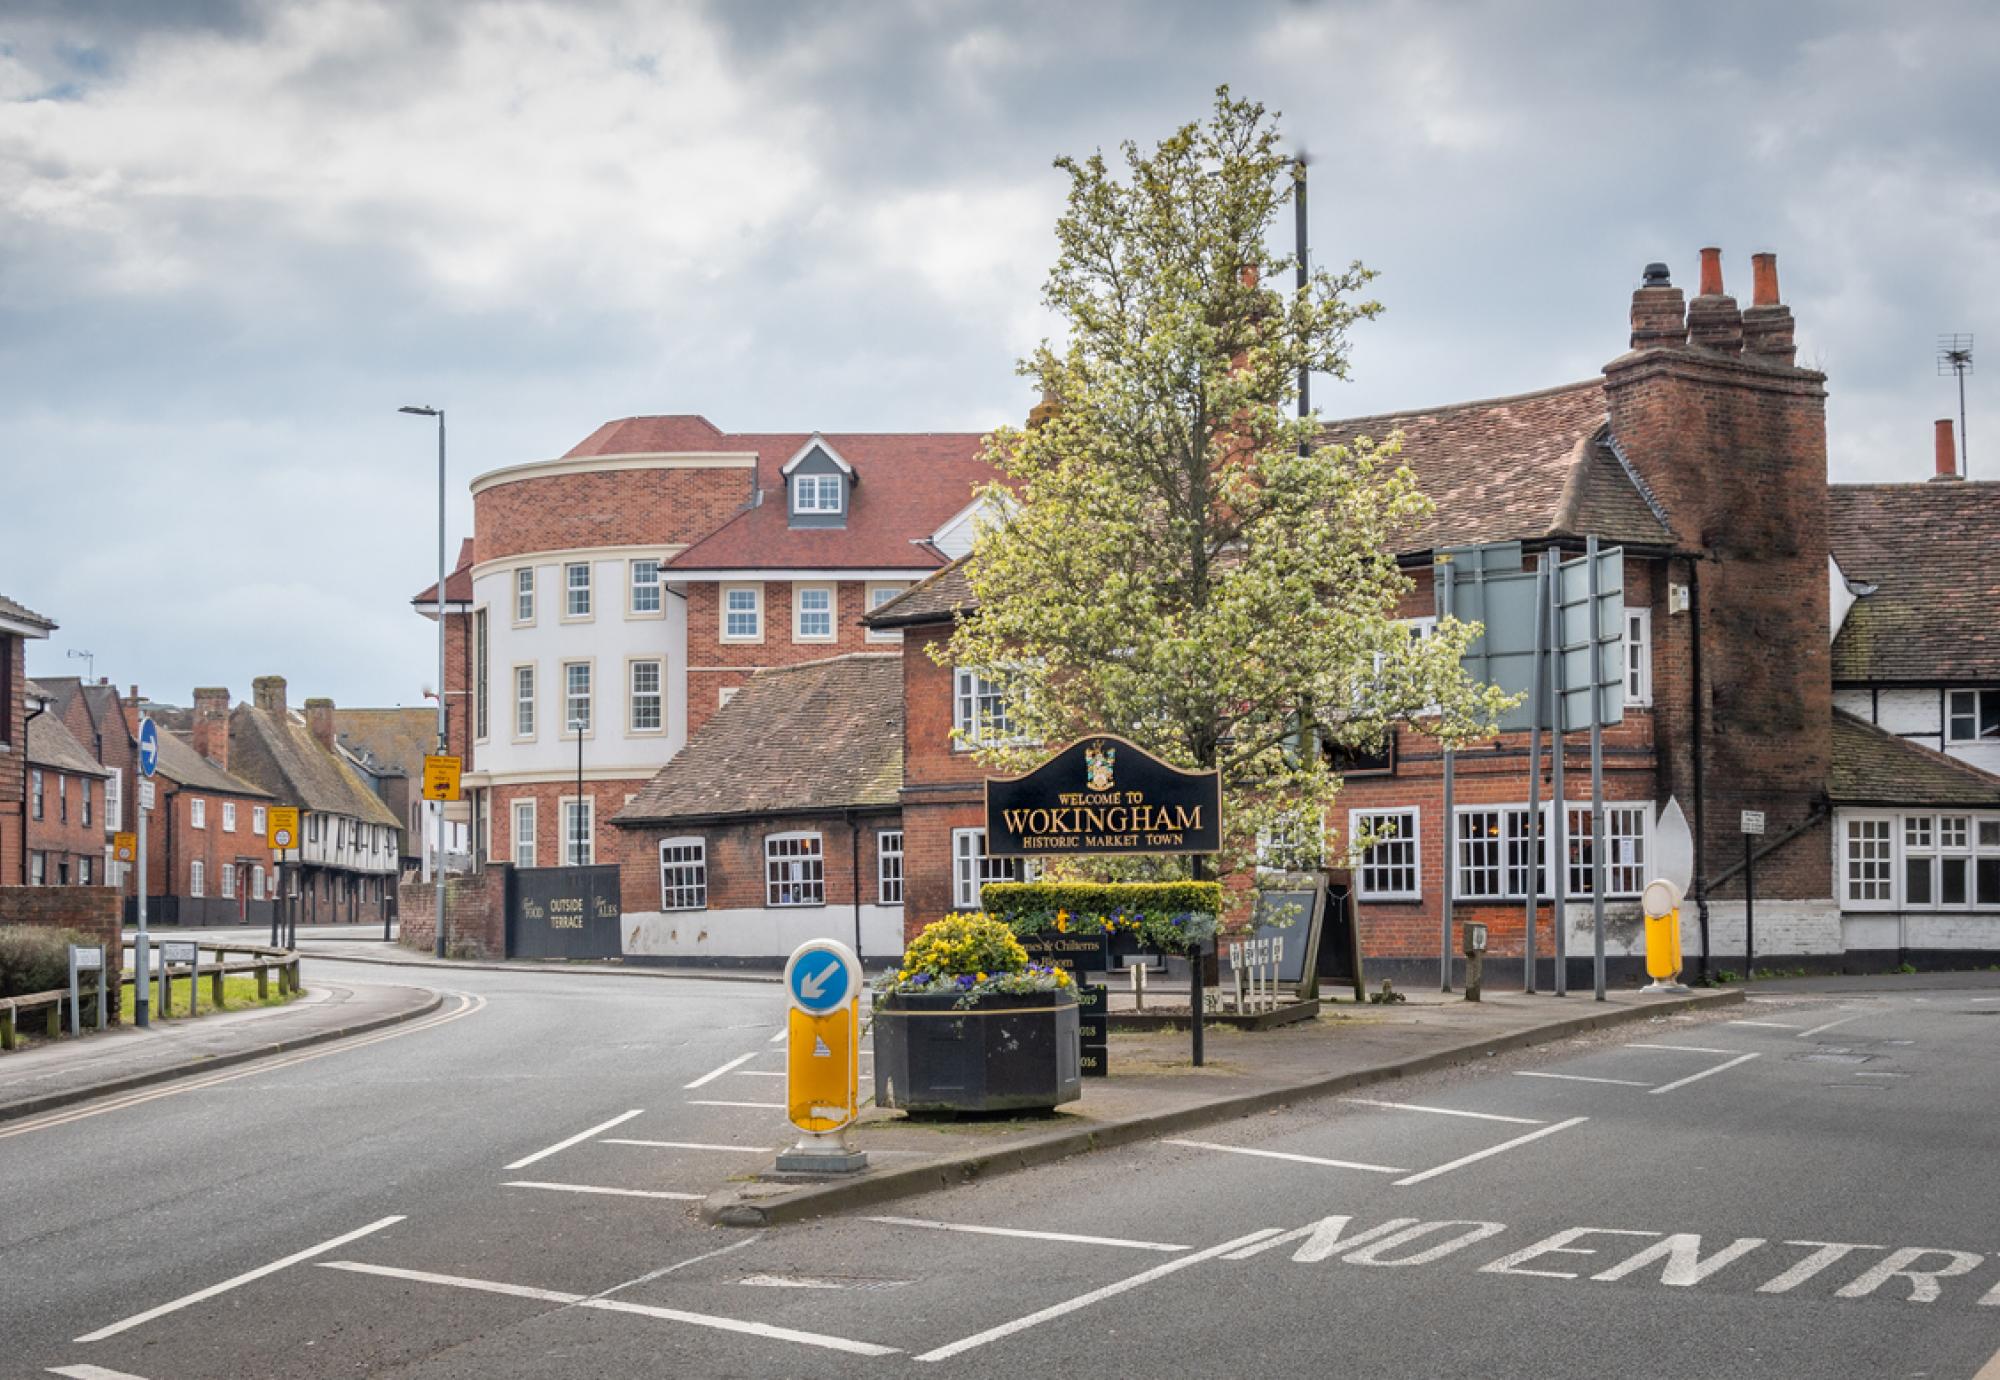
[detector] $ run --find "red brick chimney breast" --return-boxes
[192,686,230,771]
[1741,251,1796,364]
[1687,246,1744,354]
[304,697,336,752]
[1629,263,1687,351]
[1934,418,1961,480]
[252,676,286,715]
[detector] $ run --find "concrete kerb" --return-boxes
[701,986,1746,1228]
[294,949,783,985]
[0,987,445,1126]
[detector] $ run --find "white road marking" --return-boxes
[1796,1014,1864,1039]
[75,1215,404,1342]
[1730,1019,1801,1029]
[48,1367,154,1379]
[1757,1241,1884,1294]
[1648,1053,1759,1095]
[321,1260,583,1304]
[1393,1117,1589,1187]
[504,1181,703,1201]
[687,1099,785,1110]
[587,1237,760,1301]
[740,1274,851,1289]
[603,1139,775,1153]
[1512,1071,1650,1087]
[730,1070,787,1077]
[1627,1044,1744,1055]
[1339,1098,1544,1126]
[865,1216,1189,1252]
[1223,1215,1419,1261]
[504,1109,644,1169]
[915,1229,1281,1363]
[768,1028,789,1042]
[1165,1139,1404,1174]
[684,1052,759,1089]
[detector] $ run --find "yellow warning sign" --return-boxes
[267,807,301,851]
[112,832,137,863]
[422,754,463,803]
[786,1005,859,1133]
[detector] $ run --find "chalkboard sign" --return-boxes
[1247,880,1326,998]
[508,865,622,960]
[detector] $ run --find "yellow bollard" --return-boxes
[1639,879,1689,993]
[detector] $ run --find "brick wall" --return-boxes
[1,634,24,885]
[0,884,123,1013]
[474,468,751,562]
[25,768,104,886]
[399,863,509,957]
[684,580,911,735]
[613,812,898,916]
[142,781,276,916]
[487,777,654,873]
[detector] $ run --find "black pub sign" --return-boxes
[507,864,623,960]
[984,735,1221,858]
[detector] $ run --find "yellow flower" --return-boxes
[975,972,987,983]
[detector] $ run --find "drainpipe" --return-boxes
[847,809,863,963]
[1686,555,1710,981]
[21,697,50,884]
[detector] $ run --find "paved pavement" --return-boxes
[10,956,2000,1378]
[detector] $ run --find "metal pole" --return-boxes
[135,720,150,1028]
[1587,535,1607,1002]
[1744,832,1756,978]
[1549,560,1568,996]
[434,409,448,958]
[575,720,584,866]
[1959,365,1970,477]
[1522,555,1549,994]
[1294,155,1310,434]
[1439,556,1455,992]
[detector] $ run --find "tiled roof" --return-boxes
[864,558,974,628]
[156,729,270,798]
[228,704,400,826]
[24,686,109,777]
[34,676,129,749]
[614,654,903,825]
[1828,481,2000,683]
[1830,710,2000,807]
[333,708,435,780]
[0,592,56,634]
[565,415,731,456]
[411,537,477,607]
[661,428,997,573]
[1320,380,1671,553]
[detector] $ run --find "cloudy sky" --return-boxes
[5,0,1996,707]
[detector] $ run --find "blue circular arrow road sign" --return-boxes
[137,718,160,779]
[786,941,855,1015]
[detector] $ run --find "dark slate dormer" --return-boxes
[781,435,854,528]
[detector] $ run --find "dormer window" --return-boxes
[780,434,855,528]
[795,474,844,514]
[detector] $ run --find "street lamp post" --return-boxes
[400,404,449,958]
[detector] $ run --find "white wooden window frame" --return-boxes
[563,561,593,621]
[766,832,825,907]
[1349,808,1421,901]
[562,660,594,736]
[794,473,844,514]
[515,566,537,624]
[1841,814,1895,910]
[878,829,904,906]
[561,795,595,867]
[952,668,1017,749]
[514,663,536,740]
[792,583,836,643]
[1946,688,2000,744]
[952,827,1024,910]
[721,583,763,643]
[190,797,207,829]
[222,801,236,833]
[1625,608,1653,707]
[512,799,537,869]
[220,862,236,898]
[659,836,707,911]
[628,657,664,735]
[253,805,266,837]
[190,860,205,898]
[629,558,664,617]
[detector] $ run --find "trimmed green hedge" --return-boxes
[981,881,1223,955]
[0,925,97,999]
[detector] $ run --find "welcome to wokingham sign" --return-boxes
[984,734,1221,858]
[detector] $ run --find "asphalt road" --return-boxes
[10,962,2000,1379]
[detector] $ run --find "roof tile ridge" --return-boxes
[1319,377,1606,434]
[1599,427,1674,535]
[752,650,902,678]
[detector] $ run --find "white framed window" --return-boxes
[106,767,123,832]
[563,661,592,733]
[1256,811,1324,872]
[793,583,835,642]
[252,865,265,900]
[474,607,489,741]
[878,830,904,905]
[1893,811,1999,910]
[794,473,843,513]
[953,669,1017,748]
[1562,803,1648,898]
[562,796,594,866]
[222,801,237,832]
[630,558,663,616]
[865,582,908,644]
[82,780,92,828]
[629,658,663,734]
[29,851,44,886]
[190,797,207,829]
[190,860,205,897]
[659,837,706,910]
[79,856,93,886]
[767,832,825,906]
[515,664,536,738]
[1350,808,1420,901]
[253,805,266,836]
[1946,689,2000,744]
[721,583,763,642]
[952,827,1025,910]
[1625,609,1653,707]
[512,799,537,868]
[564,561,593,619]
[58,774,67,823]
[514,567,536,624]
[221,863,236,898]
[1843,815,1894,908]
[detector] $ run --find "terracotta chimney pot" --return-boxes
[1751,252,1780,307]
[1934,418,1960,480]
[1699,247,1724,296]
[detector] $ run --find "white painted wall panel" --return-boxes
[624,905,905,962]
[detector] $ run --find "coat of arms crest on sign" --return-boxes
[1084,741,1116,792]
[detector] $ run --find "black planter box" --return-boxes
[873,988,1081,1114]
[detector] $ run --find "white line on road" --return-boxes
[504,1110,644,1169]
[865,1216,1190,1252]
[321,1260,583,1304]
[1649,1052,1760,1095]
[1512,1071,1650,1087]
[75,1215,405,1342]
[687,1099,785,1109]
[1627,1044,1745,1055]
[1393,1117,1588,1187]
[48,1366,154,1379]
[603,1139,775,1153]
[504,1181,703,1201]
[1165,1139,1404,1173]
[769,1028,788,1042]
[684,1052,759,1089]
[1339,1098,1544,1126]
[587,1237,761,1301]
[917,1230,1281,1364]
[1969,996,2000,1005]
[1730,1019,1802,1029]
[1796,1014,1864,1040]
[730,1070,787,1077]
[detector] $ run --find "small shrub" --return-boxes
[878,914,1073,1005]
[0,926,97,999]
[982,880,1223,955]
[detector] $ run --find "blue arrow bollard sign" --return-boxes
[787,944,853,1015]
[137,717,159,778]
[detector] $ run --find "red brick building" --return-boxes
[1,593,58,887]
[23,679,112,887]
[39,677,139,892]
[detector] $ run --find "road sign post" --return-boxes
[134,717,159,1028]
[1741,810,1765,977]
[777,938,867,1175]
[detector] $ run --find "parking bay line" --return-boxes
[684,1052,759,1089]
[1512,1071,1650,1087]
[1648,1052,1760,1095]
[1339,1098,1543,1126]
[603,1139,775,1153]
[1392,1117,1588,1187]
[49,1367,154,1379]
[504,1110,643,1170]
[1730,1019,1802,1029]
[688,1099,785,1110]
[866,1216,1190,1253]
[1796,1014,1864,1040]
[1626,1043,1745,1055]
[74,1215,405,1342]
[1165,1139,1404,1174]
[915,1229,1281,1364]
[505,1181,704,1202]
[321,1261,899,1358]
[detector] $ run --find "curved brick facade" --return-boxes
[473,466,752,562]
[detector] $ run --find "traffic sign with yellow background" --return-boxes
[783,939,862,1134]
[267,807,301,851]
[113,832,137,863]
[422,754,463,802]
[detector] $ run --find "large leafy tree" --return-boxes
[944,89,1511,876]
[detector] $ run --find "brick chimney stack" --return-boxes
[1740,251,1796,364]
[252,676,287,715]
[1629,262,1687,350]
[304,697,336,751]
[1686,246,1744,354]
[192,686,231,770]
[1933,418,1961,481]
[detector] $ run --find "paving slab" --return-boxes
[703,984,1744,1226]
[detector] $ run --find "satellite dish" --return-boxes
[1654,797,1694,897]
